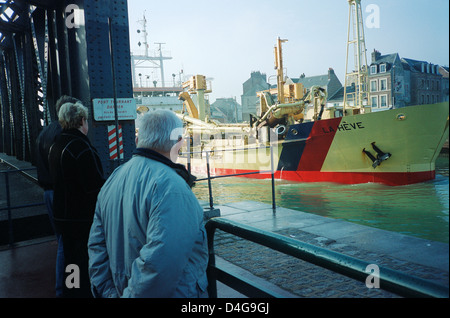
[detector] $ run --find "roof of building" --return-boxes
[402,58,436,73]
[371,50,443,76]
[327,85,356,102]
[372,53,398,65]
[290,74,329,88]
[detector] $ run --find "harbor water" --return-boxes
[193,155,449,244]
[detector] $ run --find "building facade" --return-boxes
[241,71,270,122]
[438,66,449,102]
[210,98,242,123]
[403,58,443,106]
[369,50,444,109]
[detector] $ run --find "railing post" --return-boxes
[206,223,218,298]
[4,171,14,245]
[186,134,191,174]
[206,151,214,209]
[270,144,276,213]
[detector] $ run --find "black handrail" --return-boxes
[206,218,449,298]
[1,167,45,246]
[192,146,277,213]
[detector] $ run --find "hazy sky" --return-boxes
[127,0,449,103]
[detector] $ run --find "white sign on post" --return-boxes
[93,98,137,121]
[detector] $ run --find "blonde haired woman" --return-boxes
[48,101,105,298]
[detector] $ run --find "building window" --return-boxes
[371,96,378,108]
[370,65,377,74]
[380,95,387,107]
[370,80,378,92]
[380,64,386,73]
[421,95,425,104]
[380,78,387,91]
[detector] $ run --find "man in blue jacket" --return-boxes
[88,109,208,298]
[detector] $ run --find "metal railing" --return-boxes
[185,146,448,298]
[0,167,45,246]
[205,218,449,298]
[182,143,278,213]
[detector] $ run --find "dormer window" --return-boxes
[380,64,386,73]
[370,65,377,74]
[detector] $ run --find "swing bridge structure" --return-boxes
[0,0,136,174]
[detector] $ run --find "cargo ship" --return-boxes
[189,101,449,186]
[170,0,449,186]
[177,36,449,186]
[179,98,448,186]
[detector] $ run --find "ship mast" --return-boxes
[131,13,172,88]
[275,37,288,104]
[137,14,149,57]
[343,0,370,115]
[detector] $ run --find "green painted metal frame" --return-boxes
[205,217,449,298]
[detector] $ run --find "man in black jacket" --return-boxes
[48,101,105,298]
[35,95,80,297]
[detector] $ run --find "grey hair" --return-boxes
[55,95,81,113]
[58,102,88,130]
[137,109,183,153]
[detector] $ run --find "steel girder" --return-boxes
[0,24,41,162]
[0,0,135,175]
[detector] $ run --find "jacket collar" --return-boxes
[133,147,197,188]
[61,128,90,142]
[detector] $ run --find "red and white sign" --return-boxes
[108,125,124,160]
[93,98,137,121]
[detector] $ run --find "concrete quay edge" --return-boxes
[204,200,449,274]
